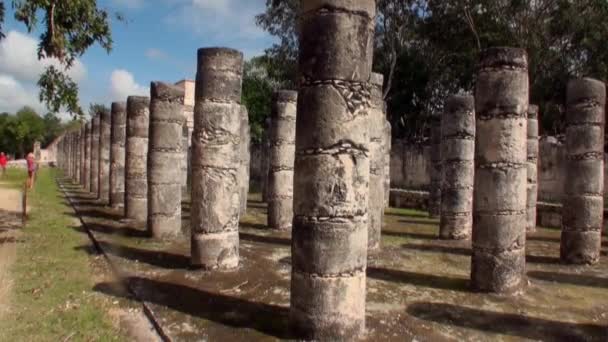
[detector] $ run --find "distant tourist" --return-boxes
[0,152,6,177]
[26,152,36,189]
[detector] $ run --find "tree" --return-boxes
[242,57,278,142]
[1,1,115,116]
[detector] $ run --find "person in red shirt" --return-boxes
[26,152,36,189]
[0,152,7,178]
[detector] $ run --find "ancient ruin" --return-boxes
[428,112,442,218]
[471,47,528,294]
[99,108,112,203]
[239,105,251,216]
[147,82,185,239]
[125,96,150,222]
[80,124,86,186]
[190,47,243,269]
[267,90,297,231]
[439,95,475,240]
[290,0,375,338]
[560,78,606,264]
[526,105,539,232]
[84,122,91,192]
[109,102,127,208]
[181,123,189,195]
[90,114,101,195]
[368,73,385,250]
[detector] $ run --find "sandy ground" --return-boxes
[0,186,24,320]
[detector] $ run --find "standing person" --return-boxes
[26,152,36,189]
[0,152,7,178]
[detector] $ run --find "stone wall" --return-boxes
[389,137,608,204]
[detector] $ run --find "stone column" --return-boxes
[181,123,189,196]
[83,122,91,192]
[384,116,392,207]
[428,113,442,217]
[191,47,243,269]
[472,47,528,294]
[440,95,475,240]
[368,73,385,251]
[71,132,78,181]
[267,90,297,230]
[110,102,127,208]
[239,105,251,216]
[90,115,100,195]
[80,124,86,186]
[99,108,111,203]
[560,78,606,264]
[526,105,539,232]
[125,96,150,222]
[147,82,185,239]
[261,117,271,202]
[291,1,375,339]
[66,132,72,179]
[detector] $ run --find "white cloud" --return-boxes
[0,30,86,83]
[109,69,148,101]
[145,48,169,60]
[0,74,45,113]
[165,0,271,58]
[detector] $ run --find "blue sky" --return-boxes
[0,0,276,118]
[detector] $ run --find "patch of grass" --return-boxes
[0,167,28,190]
[385,207,437,221]
[0,168,126,341]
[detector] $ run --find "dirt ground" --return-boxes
[61,180,608,341]
[0,185,24,320]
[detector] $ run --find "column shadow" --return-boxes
[407,302,607,341]
[94,276,291,339]
[528,270,608,288]
[367,267,469,292]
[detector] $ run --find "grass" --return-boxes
[0,167,127,341]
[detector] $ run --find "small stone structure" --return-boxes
[290,0,375,338]
[90,114,101,195]
[471,47,528,294]
[428,113,442,218]
[267,90,297,231]
[560,78,605,264]
[239,105,251,216]
[368,73,385,250]
[147,82,185,239]
[125,96,150,222]
[99,108,112,203]
[439,95,475,240]
[526,105,539,232]
[110,102,127,208]
[191,47,243,270]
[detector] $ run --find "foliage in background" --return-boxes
[256,0,608,140]
[0,106,81,158]
[0,0,115,116]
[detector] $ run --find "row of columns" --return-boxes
[55,2,605,338]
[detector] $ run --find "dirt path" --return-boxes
[0,186,24,320]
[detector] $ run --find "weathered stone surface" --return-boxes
[429,113,442,218]
[80,124,86,186]
[290,1,375,339]
[440,95,475,240]
[383,113,391,207]
[191,47,243,270]
[267,90,297,230]
[368,73,385,250]
[261,117,271,202]
[181,123,189,195]
[526,105,539,232]
[125,96,150,222]
[110,102,127,208]
[561,78,605,264]
[239,105,251,216]
[99,108,111,203]
[83,122,92,192]
[147,82,185,239]
[472,47,528,294]
[90,114,101,195]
